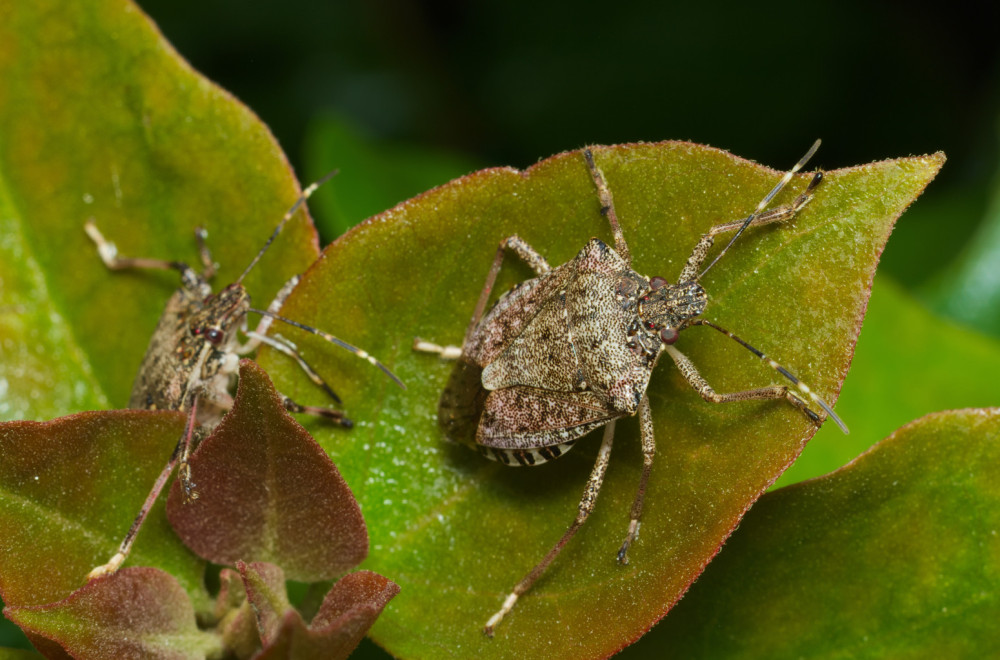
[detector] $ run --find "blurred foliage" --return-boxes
[137,0,1000,295]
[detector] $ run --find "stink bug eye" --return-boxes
[659,326,678,344]
[649,276,668,290]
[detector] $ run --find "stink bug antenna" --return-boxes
[688,318,848,434]
[237,169,339,285]
[248,308,406,390]
[697,139,821,281]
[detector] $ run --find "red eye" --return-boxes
[659,327,678,344]
[649,276,668,290]
[205,328,224,345]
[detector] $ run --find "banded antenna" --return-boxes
[237,168,340,285]
[698,139,821,281]
[687,318,848,434]
[250,308,406,390]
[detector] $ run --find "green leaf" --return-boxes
[166,361,368,582]
[634,408,1000,658]
[5,567,219,659]
[258,144,943,657]
[777,276,1000,487]
[0,0,320,420]
[0,411,206,609]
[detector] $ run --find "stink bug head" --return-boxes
[638,279,708,335]
[188,283,251,349]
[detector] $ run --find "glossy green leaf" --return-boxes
[5,567,219,659]
[0,410,206,609]
[777,276,1000,487]
[635,408,1000,658]
[166,361,368,582]
[0,0,320,420]
[259,144,943,657]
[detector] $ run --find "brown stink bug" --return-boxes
[84,171,404,579]
[413,140,848,635]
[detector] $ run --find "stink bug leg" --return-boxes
[415,141,846,636]
[85,171,404,579]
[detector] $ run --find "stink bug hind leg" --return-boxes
[484,421,617,637]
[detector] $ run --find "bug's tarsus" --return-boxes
[236,168,339,285]
[412,337,463,360]
[194,227,217,280]
[85,220,192,277]
[282,395,353,428]
[249,308,406,390]
[698,139,821,281]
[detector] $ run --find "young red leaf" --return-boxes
[4,567,217,659]
[238,562,399,660]
[166,360,367,581]
[206,568,261,660]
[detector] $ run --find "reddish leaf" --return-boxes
[238,562,398,660]
[0,411,205,609]
[305,571,400,652]
[166,361,367,581]
[213,568,258,660]
[4,567,217,659]
[238,561,290,651]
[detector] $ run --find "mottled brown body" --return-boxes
[130,282,247,424]
[441,239,659,456]
[83,172,402,580]
[415,141,845,635]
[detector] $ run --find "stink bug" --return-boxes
[85,171,404,578]
[413,140,847,635]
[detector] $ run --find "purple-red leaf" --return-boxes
[214,568,259,660]
[4,567,217,659]
[238,562,398,660]
[166,361,367,581]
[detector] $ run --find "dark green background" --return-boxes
[136,1,1000,301]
